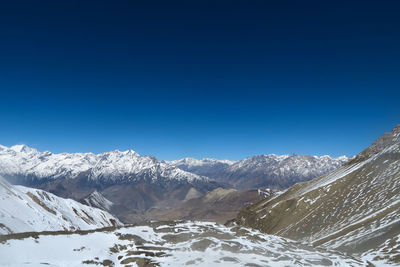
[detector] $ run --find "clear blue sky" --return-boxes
[0,0,399,160]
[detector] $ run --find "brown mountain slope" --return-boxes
[148,188,263,224]
[235,125,400,265]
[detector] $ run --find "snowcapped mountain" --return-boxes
[167,157,236,178]
[0,145,222,223]
[168,157,236,168]
[0,144,346,223]
[235,124,400,266]
[0,145,205,184]
[169,154,348,189]
[0,176,121,235]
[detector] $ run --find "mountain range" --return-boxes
[0,144,347,223]
[169,154,348,189]
[1,125,399,266]
[0,145,221,222]
[0,144,206,185]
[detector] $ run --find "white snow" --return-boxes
[82,191,114,211]
[0,145,207,183]
[0,176,121,234]
[0,221,366,267]
[169,154,348,187]
[168,157,237,167]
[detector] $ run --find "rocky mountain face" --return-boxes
[235,125,400,266]
[81,190,114,211]
[0,145,221,223]
[170,154,348,190]
[0,176,121,234]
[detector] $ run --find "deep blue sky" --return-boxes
[0,0,399,160]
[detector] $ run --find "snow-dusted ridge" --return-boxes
[167,157,237,167]
[0,176,122,234]
[0,144,206,183]
[82,190,113,211]
[169,153,348,190]
[236,124,400,266]
[0,144,347,189]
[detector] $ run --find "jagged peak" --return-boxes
[243,153,346,162]
[170,157,236,166]
[0,144,207,183]
[9,144,38,154]
[349,124,400,163]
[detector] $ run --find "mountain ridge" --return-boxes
[0,176,122,234]
[169,153,348,190]
[235,124,400,265]
[0,145,206,184]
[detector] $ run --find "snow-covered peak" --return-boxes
[170,153,348,190]
[9,144,38,154]
[0,144,206,184]
[168,157,236,167]
[230,153,348,172]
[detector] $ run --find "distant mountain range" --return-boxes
[169,154,348,189]
[0,144,206,184]
[235,124,400,265]
[0,144,347,223]
[0,145,221,222]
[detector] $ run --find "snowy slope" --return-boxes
[0,221,367,266]
[0,145,206,183]
[236,124,400,265]
[82,190,113,211]
[170,154,348,189]
[0,176,121,234]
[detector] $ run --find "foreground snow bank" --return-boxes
[0,221,367,267]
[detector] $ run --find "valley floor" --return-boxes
[0,221,371,267]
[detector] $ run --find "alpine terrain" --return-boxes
[235,124,400,266]
[0,176,121,234]
[0,126,398,266]
[169,154,348,190]
[0,144,347,223]
[0,145,220,223]
[0,221,367,266]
